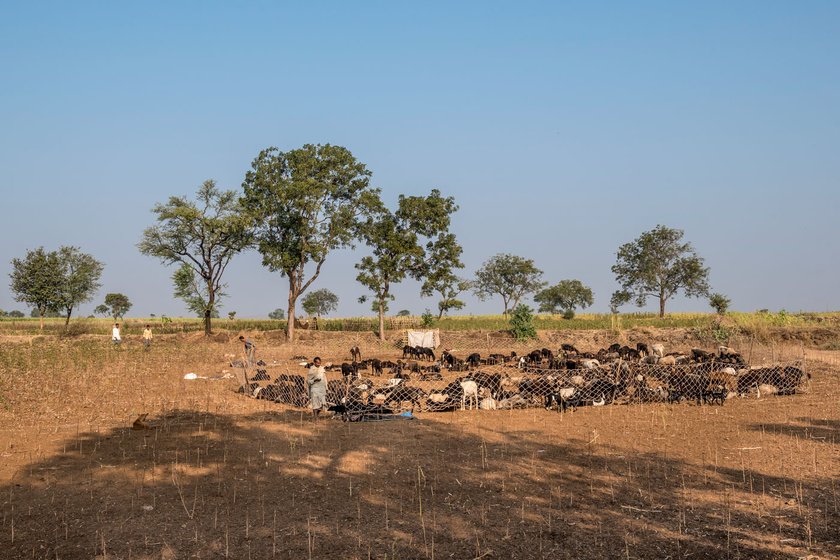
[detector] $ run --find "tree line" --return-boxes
[8,144,724,337]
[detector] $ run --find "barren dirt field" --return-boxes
[0,329,837,559]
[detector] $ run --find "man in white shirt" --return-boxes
[112,323,122,346]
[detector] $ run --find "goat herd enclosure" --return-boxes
[0,328,837,559]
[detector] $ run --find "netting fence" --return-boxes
[235,332,814,418]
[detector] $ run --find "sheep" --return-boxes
[757,384,779,398]
[479,397,497,410]
[651,343,665,358]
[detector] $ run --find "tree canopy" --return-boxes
[268,308,285,320]
[356,189,460,340]
[611,225,710,317]
[241,144,380,342]
[534,280,594,315]
[473,254,545,315]
[139,180,251,335]
[301,288,339,318]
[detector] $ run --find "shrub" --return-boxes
[509,304,537,340]
[421,309,435,328]
[562,309,575,320]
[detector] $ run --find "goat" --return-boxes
[545,387,578,412]
[350,346,362,362]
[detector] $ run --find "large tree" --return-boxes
[55,246,103,325]
[301,288,339,319]
[241,144,380,342]
[534,280,594,316]
[356,189,459,340]
[473,254,545,315]
[611,225,710,317]
[139,180,251,335]
[9,247,64,330]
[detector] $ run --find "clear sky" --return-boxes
[1,2,838,318]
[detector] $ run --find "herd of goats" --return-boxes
[240,342,810,416]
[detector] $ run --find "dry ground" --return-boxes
[0,330,837,559]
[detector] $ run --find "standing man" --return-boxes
[112,323,122,346]
[238,335,256,366]
[307,356,327,420]
[142,324,153,350]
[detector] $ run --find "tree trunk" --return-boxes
[205,286,214,336]
[287,279,297,343]
[659,295,666,318]
[39,307,44,331]
[378,300,385,341]
[64,307,72,326]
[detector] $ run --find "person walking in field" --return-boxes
[239,335,256,366]
[307,356,327,420]
[112,323,122,346]
[142,324,153,350]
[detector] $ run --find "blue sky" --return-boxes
[1,2,838,318]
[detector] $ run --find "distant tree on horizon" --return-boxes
[709,293,731,315]
[96,293,132,321]
[301,288,339,320]
[534,280,594,317]
[268,308,285,320]
[473,254,545,315]
[610,225,710,318]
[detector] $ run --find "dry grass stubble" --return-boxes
[0,332,837,559]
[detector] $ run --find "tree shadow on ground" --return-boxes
[749,416,839,445]
[0,408,837,560]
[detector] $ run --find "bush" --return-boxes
[421,309,435,328]
[509,304,537,340]
[562,309,575,320]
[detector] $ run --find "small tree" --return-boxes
[509,304,537,340]
[534,280,594,316]
[9,247,64,330]
[611,225,710,317]
[301,288,339,319]
[139,180,251,335]
[228,311,237,320]
[473,254,545,315]
[268,308,285,320]
[8,310,24,318]
[97,293,133,321]
[396,309,411,317]
[709,293,731,315]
